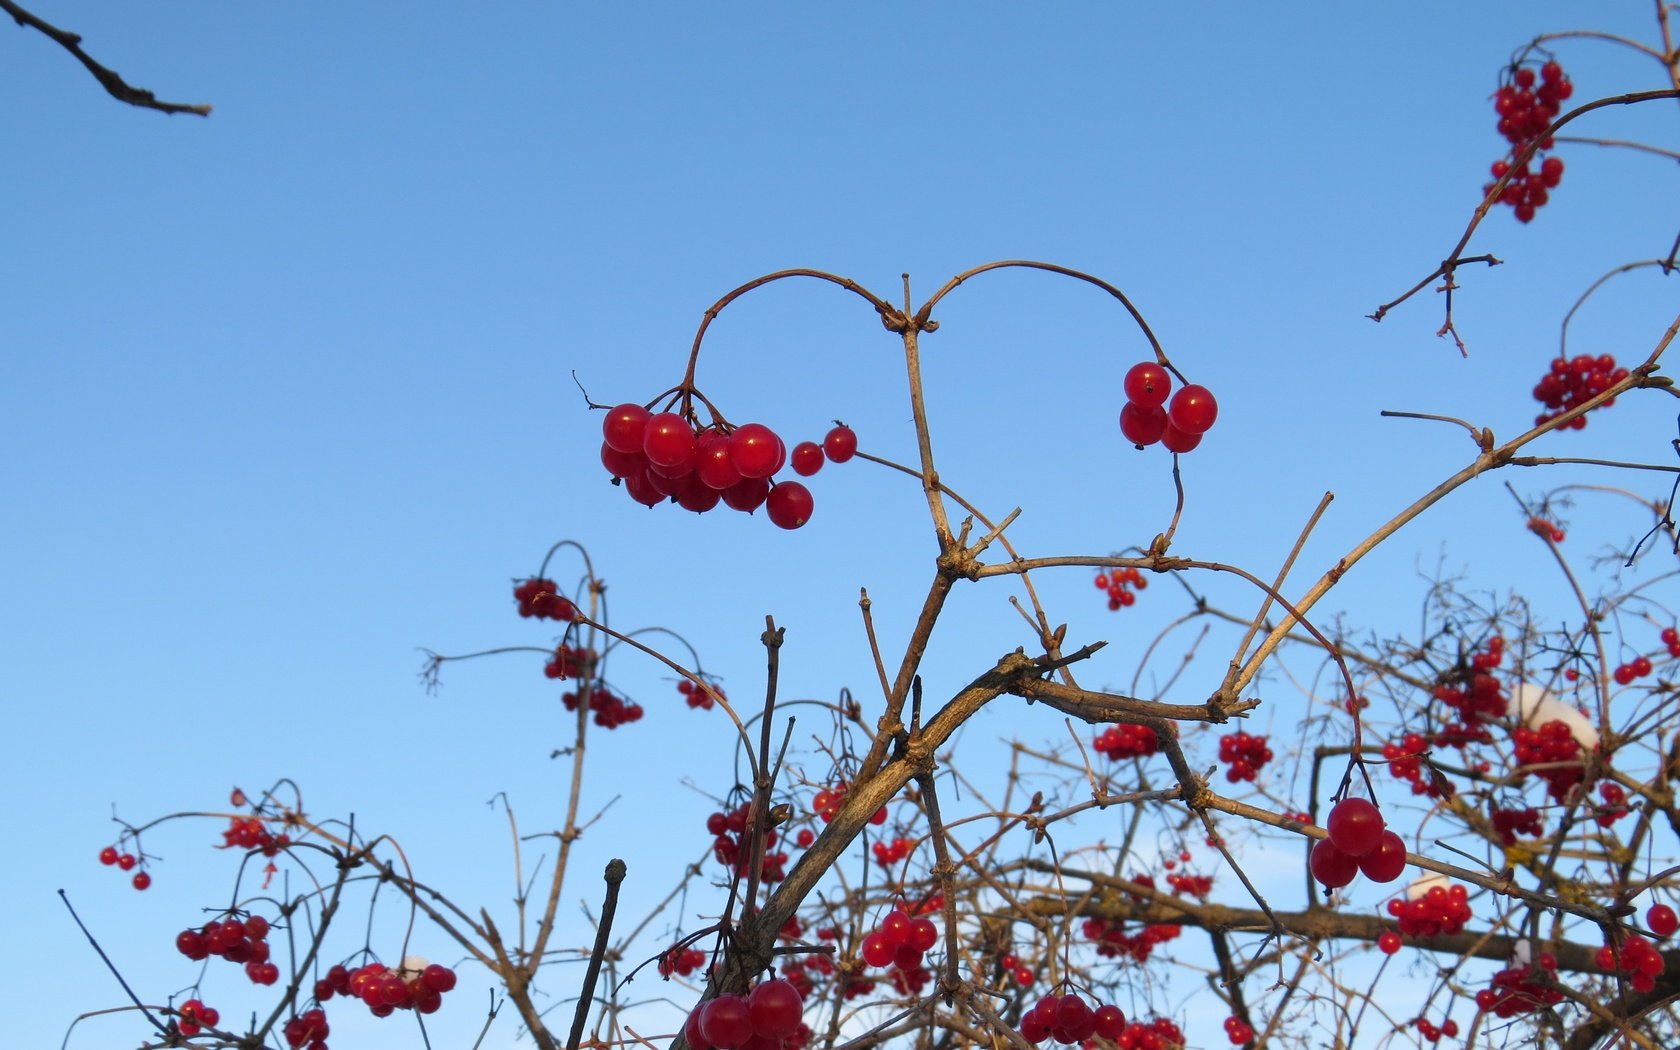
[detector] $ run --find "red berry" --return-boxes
[728,423,785,479]
[1093,1004,1126,1039]
[1649,903,1678,938]
[823,424,858,463]
[1124,362,1172,408]
[131,871,152,890]
[1119,402,1168,447]
[908,917,938,952]
[790,441,824,476]
[1168,385,1218,435]
[602,403,651,453]
[1379,930,1402,954]
[721,475,770,514]
[1160,420,1203,454]
[421,963,457,992]
[747,978,803,1037]
[642,412,697,474]
[860,931,895,967]
[1310,838,1359,889]
[99,846,118,866]
[765,482,814,530]
[695,429,743,490]
[700,994,754,1050]
[117,853,137,871]
[1357,830,1408,883]
[1327,798,1385,857]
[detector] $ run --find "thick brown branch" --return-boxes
[1,0,211,115]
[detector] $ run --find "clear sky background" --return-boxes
[4,4,1678,1049]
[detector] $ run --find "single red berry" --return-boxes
[1649,903,1678,938]
[685,1008,713,1050]
[1119,402,1168,447]
[701,994,754,1049]
[1378,930,1402,954]
[695,429,743,490]
[747,978,803,1037]
[1093,1004,1126,1039]
[765,482,814,530]
[721,475,770,514]
[132,871,152,890]
[642,412,698,474]
[1327,797,1386,857]
[602,403,652,453]
[1310,838,1359,889]
[860,931,895,967]
[421,963,457,992]
[728,423,785,480]
[1160,420,1203,454]
[790,441,824,477]
[1123,362,1172,408]
[908,917,938,952]
[823,424,858,463]
[1357,830,1408,883]
[1514,67,1536,88]
[99,846,119,866]
[1168,384,1218,435]
[623,469,665,507]
[117,853,138,871]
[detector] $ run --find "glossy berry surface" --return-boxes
[1168,384,1218,435]
[1356,829,1407,883]
[728,423,784,479]
[1123,362,1172,407]
[790,440,824,476]
[1310,838,1359,888]
[1326,797,1385,857]
[823,424,857,463]
[642,412,697,473]
[601,402,651,453]
[766,481,814,530]
[1119,402,1168,447]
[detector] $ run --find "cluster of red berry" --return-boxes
[1217,731,1273,783]
[1094,567,1147,611]
[561,683,643,728]
[1387,881,1473,939]
[997,951,1036,988]
[783,931,873,1003]
[1164,871,1213,900]
[97,844,151,890]
[219,816,289,856]
[1381,733,1438,798]
[1526,515,1566,543]
[1310,798,1407,889]
[706,804,790,882]
[859,906,940,977]
[1532,353,1628,429]
[174,998,220,1038]
[658,946,708,978]
[871,836,914,869]
[1413,1016,1461,1044]
[1490,804,1544,845]
[1663,627,1680,658]
[1081,917,1182,963]
[1094,1016,1185,1050]
[1476,954,1563,1016]
[175,914,279,984]
[313,959,458,1017]
[281,1008,330,1050]
[1019,992,1127,1044]
[810,783,888,826]
[683,978,807,1050]
[1484,62,1572,223]
[1093,724,1159,761]
[678,677,724,710]
[543,643,595,680]
[1595,780,1630,828]
[513,577,578,621]
[1221,1015,1256,1045]
[1117,362,1218,453]
[1612,654,1657,685]
[602,404,858,530]
[1595,934,1666,992]
[1511,719,1586,801]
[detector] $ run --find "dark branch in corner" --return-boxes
[2,0,211,116]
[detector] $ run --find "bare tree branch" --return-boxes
[2,0,210,116]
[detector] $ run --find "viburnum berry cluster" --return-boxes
[810,782,888,825]
[1526,514,1566,543]
[1217,730,1273,783]
[706,803,789,881]
[1086,1015,1185,1050]
[1412,1016,1461,1044]
[1117,362,1217,452]
[220,815,288,856]
[678,676,724,710]
[1613,652,1657,685]
[997,951,1036,988]
[1019,992,1127,1045]
[1484,61,1572,223]
[1512,718,1586,801]
[281,1007,329,1050]
[176,914,280,984]
[513,577,578,621]
[561,681,643,728]
[1081,915,1182,963]
[174,998,220,1038]
[1222,1015,1256,1045]
[1164,870,1213,900]
[543,642,595,680]
[658,946,708,978]
[1310,798,1407,889]
[314,958,458,1017]
[1532,353,1628,429]
[858,905,939,972]
[1093,724,1159,761]
[1388,879,1473,939]
[97,843,152,890]
[601,403,858,530]
[871,835,914,869]
[1094,566,1146,611]
[1596,934,1667,991]
[1490,804,1544,845]
[683,978,808,1050]
[1477,952,1564,1016]
[1382,732,1437,798]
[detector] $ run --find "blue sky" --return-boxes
[4,4,1678,1048]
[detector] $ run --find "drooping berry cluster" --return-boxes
[513,577,578,621]
[1222,1016,1256,1045]
[658,946,708,978]
[998,951,1036,988]
[678,677,724,710]
[1093,1016,1185,1050]
[1118,362,1218,453]
[1511,719,1586,801]
[1388,881,1473,939]
[871,836,914,869]
[1532,353,1628,429]
[281,1008,330,1050]
[1081,917,1182,963]
[220,816,289,856]
[1595,780,1630,828]
[1597,934,1667,991]
[1310,798,1407,889]
[706,804,789,882]
[1019,992,1127,1045]
[1413,1017,1461,1044]
[314,958,458,1017]
[602,404,858,531]
[1613,653,1657,685]
[1484,62,1572,223]
[543,643,595,680]
[1164,871,1213,900]
[176,914,279,984]
[561,682,643,728]
[1490,804,1544,846]
[1382,733,1436,798]
[1094,567,1147,611]
[1476,953,1563,1016]
[1093,724,1159,761]
[174,998,221,1038]
[810,782,888,825]
[1217,731,1273,783]
[97,843,152,890]
[858,906,939,997]
[1664,626,1680,659]
[683,978,806,1050]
